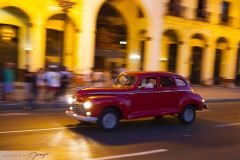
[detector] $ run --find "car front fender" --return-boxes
[84,95,132,118]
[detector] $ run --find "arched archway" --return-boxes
[94,0,148,72]
[0,6,30,80]
[190,33,207,84]
[94,3,127,70]
[46,13,76,70]
[162,29,179,72]
[214,37,229,85]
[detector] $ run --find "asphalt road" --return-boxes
[0,102,240,160]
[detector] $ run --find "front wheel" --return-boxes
[178,106,196,125]
[99,108,120,131]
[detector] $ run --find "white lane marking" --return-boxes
[0,112,64,116]
[88,149,168,160]
[197,109,210,112]
[0,113,32,116]
[0,125,93,134]
[215,122,240,128]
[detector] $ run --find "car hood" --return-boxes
[75,86,133,98]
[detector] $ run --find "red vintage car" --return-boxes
[66,71,207,131]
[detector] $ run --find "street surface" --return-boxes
[0,102,240,160]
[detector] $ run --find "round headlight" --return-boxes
[83,101,92,109]
[67,96,76,104]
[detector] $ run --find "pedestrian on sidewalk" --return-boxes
[110,63,118,83]
[23,65,32,101]
[45,65,61,102]
[23,65,38,108]
[0,69,3,101]
[36,68,46,103]
[29,72,37,108]
[2,62,15,102]
[59,66,72,96]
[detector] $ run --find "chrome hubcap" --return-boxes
[184,108,194,122]
[102,113,117,129]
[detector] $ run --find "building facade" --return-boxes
[0,0,239,86]
[162,0,240,86]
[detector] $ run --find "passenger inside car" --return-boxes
[141,78,155,88]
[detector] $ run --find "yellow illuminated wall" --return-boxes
[0,0,239,86]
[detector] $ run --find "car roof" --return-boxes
[122,71,184,78]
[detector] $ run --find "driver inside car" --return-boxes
[141,78,154,88]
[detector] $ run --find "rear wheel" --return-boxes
[99,108,120,131]
[178,106,196,125]
[78,121,91,125]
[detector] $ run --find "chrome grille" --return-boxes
[73,103,86,115]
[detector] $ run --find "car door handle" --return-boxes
[157,90,174,93]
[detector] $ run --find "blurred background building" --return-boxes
[0,0,240,86]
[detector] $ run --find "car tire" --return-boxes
[99,108,120,131]
[178,106,196,125]
[78,121,91,125]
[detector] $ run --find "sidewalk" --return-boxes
[192,86,240,103]
[0,86,240,110]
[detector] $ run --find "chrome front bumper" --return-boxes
[65,110,98,122]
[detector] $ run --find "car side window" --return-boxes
[175,78,187,87]
[140,77,157,89]
[160,77,176,87]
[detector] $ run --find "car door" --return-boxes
[130,76,159,118]
[156,76,180,114]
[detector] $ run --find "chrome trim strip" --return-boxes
[86,90,192,95]
[157,90,192,93]
[87,92,133,95]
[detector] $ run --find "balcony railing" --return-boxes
[195,9,210,22]
[164,3,238,27]
[219,14,234,26]
[165,3,186,18]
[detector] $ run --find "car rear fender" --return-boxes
[178,93,205,112]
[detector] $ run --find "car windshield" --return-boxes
[114,75,136,87]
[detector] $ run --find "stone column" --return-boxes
[63,20,74,71]
[141,0,164,71]
[176,37,190,79]
[159,37,169,72]
[74,29,95,74]
[18,26,27,69]
[73,0,104,73]
[28,21,46,71]
[127,38,141,71]
[201,38,216,85]
[225,42,238,87]
[144,23,162,71]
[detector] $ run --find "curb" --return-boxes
[206,98,240,103]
